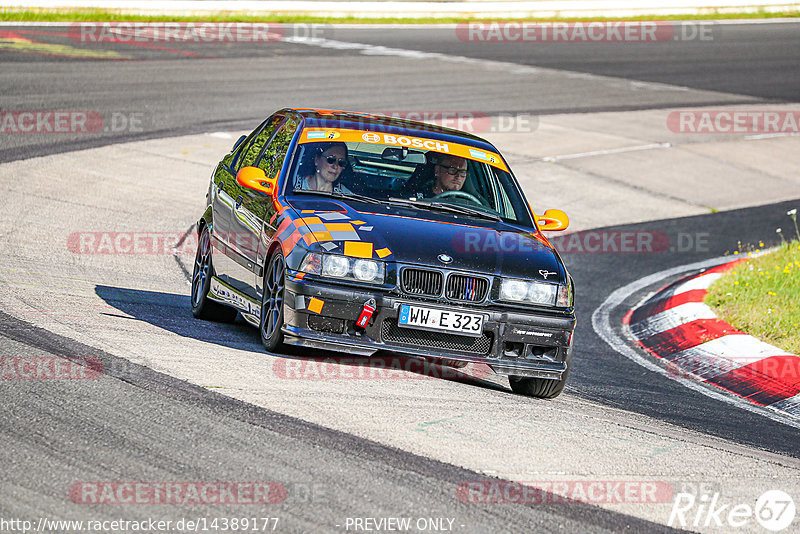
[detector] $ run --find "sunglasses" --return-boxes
[324,155,348,168]
[438,164,467,178]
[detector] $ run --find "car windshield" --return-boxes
[288,135,535,227]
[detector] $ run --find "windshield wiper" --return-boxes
[296,191,501,221]
[294,189,384,205]
[430,202,501,221]
[388,197,500,221]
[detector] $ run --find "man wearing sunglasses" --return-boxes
[429,154,468,196]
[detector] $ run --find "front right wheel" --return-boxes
[191,225,237,322]
[260,252,286,352]
[508,373,568,399]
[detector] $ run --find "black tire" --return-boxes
[191,225,238,322]
[508,373,568,399]
[260,251,286,352]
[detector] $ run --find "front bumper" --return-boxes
[282,276,576,380]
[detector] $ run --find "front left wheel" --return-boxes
[260,252,287,352]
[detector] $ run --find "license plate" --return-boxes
[398,304,484,337]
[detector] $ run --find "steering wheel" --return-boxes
[432,190,487,206]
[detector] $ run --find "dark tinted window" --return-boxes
[237,115,284,171]
[256,117,299,177]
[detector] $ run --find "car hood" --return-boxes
[286,197,566,283]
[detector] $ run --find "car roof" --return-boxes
[285,108,501,153]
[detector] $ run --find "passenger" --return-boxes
[297,142,352,194]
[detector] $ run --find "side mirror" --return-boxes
[535,209,569,231]
[236,166,277,197]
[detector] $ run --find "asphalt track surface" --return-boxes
[2,22,799,162]
[1,21,799,533]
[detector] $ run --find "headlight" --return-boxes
[527,281,557,305]
[499,279,528,301]
[353,259,381,281]
[323,255,350,277]
[499,278,560,306]
[299,252,385,284]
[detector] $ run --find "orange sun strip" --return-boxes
[299,127,509,173]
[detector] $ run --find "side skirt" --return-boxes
[208,276,261,327]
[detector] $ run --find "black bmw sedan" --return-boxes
[192,108,575,398]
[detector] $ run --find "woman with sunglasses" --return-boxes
[297,142,352,194]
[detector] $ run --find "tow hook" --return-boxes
[355,298,377,329]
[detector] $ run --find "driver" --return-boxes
[424,154,468,198]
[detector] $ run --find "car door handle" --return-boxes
[235,195,243,208]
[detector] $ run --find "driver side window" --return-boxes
[255,117,299,178]
[238,115,284,171]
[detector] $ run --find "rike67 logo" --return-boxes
[669,489,795,531]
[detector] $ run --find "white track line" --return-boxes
[542,143,672,162]
[282,36,695,93]
[591,254,800,429]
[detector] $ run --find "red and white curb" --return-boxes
[593,255,800,429]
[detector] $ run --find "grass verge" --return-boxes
[1,9,799,24]
[706,240,800,354]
